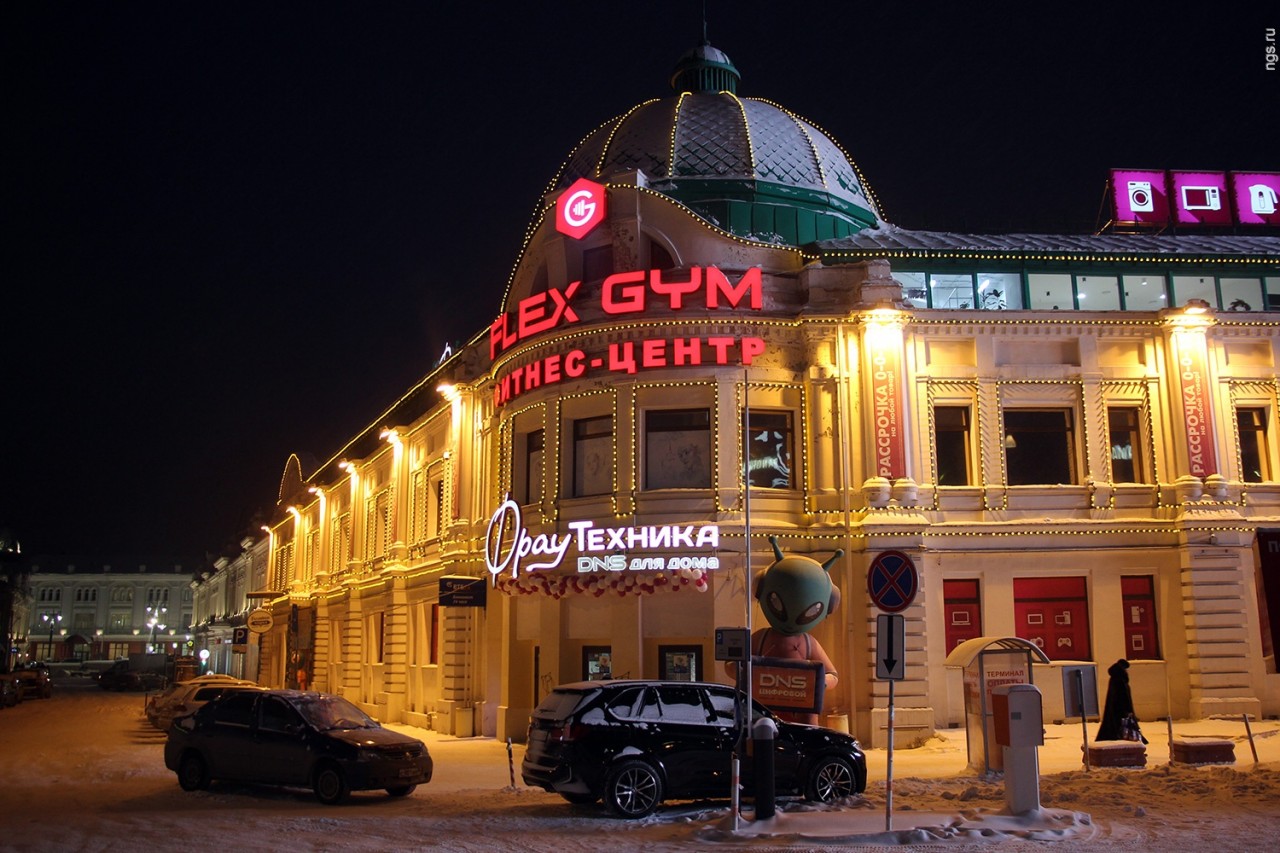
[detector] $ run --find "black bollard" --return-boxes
[752,716,777,821]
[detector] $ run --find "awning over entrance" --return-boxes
[943,636,1052,668]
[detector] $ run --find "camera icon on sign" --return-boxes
[1127,180,1154,213]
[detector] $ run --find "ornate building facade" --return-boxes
[192,43,1280,747]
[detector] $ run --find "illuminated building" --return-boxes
[196,41,1280,746]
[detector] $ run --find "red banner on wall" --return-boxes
[868,336,905,479]
[1172,331,1217,477]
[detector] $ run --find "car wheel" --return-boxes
[604,759,663,819]
[559,792,598,805]
[805,756,857,802]
[385,785,416,797]
[177,753,210,791]
[313,762,349,805]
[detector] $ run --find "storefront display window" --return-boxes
[1121,576,1159,660]
[929,273,975,309]
[943,579,982,652]
[1003,408,1077,485]
[1013,576,1091,661]
[573,416,613,496]
[583,646,612,681]
[659,645,700,681]
[1172,275,1217,307]
[645,409,711,489]
[745,411,794,488]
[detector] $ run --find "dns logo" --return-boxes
[759,673,808,690]
[556,177,607,239]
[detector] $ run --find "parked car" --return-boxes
[145,674,259,731]
[96,660,165,691]
[165,689,433,804]
[0,673,22,707]
[522,679,867,818]
[13,662,52,699]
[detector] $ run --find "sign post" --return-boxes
[868,550,918,831]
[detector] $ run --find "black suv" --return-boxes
[522,679,866,818]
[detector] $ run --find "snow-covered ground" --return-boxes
[2,675,1279,852]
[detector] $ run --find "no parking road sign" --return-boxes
[867,550,918,613]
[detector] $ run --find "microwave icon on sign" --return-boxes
[1181,185,1221,211]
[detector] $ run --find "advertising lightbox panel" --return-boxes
[1170,171,1231,225]
[1231,172,1280,226]
[1111,169,1170,224]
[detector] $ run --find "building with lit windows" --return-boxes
[198,42,1280,746]
[22,558,195,664]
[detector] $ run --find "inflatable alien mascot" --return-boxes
[729,535,843,725]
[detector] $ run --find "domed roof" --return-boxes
[548,41,884,243]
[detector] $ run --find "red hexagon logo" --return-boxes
[556,178,607,239]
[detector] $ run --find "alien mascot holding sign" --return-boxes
[728,536,843,725]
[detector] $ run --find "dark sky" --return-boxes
[3,2,1276,563]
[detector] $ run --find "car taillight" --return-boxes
[547,723,584,744]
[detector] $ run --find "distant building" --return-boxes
[196,41,1280,745]
[24,557,196,664]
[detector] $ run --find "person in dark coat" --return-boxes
[1096,658,1146,743]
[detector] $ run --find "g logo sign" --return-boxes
[556,178,606,239]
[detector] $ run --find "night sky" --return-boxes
[3,2,1276,564]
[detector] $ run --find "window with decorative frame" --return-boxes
[1003,408,1078,486]
[933,405,973,486]
[331,511,351,573]
[1237,406,1273,483]
[573,416,613,496]
[744,411,794,489]
[644,408,712,489]
[1107,406,1149,483]
[365,488,393,560]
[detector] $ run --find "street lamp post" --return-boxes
[41,612,62,662]
[145,605,167,654]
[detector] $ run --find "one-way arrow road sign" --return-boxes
[876,613,906,680]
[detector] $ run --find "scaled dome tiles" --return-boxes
[553,92,883,230]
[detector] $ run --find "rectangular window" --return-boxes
[583,646,613,681]
[943,579,982,652]
[894,271,927,308]
[977,272,1023,310]
[1013,576,1091,661]
[658,645,701,682]
[573,416,613,496]
[1108,407,1147,483]
[1172,275,1217,308]
[1238,407,1271,483]
[410,468,429,543]
[1220,277,1263,312]
[929,273,975,309]
[524,429,544,504]
[108,611,131,631]
[1075,275,1121,311]
[745,411,794,489]
[1121,576,1160,660]
[934,406,972,486]
[331,512,351,573]
[1027,273,1074,310]
[645,409,711,489]
[429,604,440,665]
[1004,409,1077,485]
[433,478,445,538]
[1122,274,1167,310]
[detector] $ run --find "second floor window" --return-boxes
[524,429,544,504]
[1237,407,1272,483]
[1004,409,1077,485]
[645,409,711,489]
[573,416,613,497]
[1108,407,1147,483]
[934,406,972,486]
[745,411,794,489]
